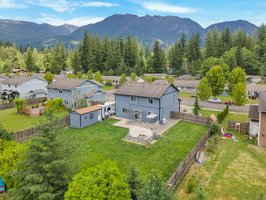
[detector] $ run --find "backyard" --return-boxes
[56,119,209,180]
[176,135,266,199]
[0,108,69,132]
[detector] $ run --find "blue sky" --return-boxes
[0,0,265,27]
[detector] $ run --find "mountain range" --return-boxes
[0,14,259,48]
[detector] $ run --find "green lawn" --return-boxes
[103,85,115,91]
[56,119,208,180]
[0,108,69,132]
[179,92,196,98]
[177,135,266,200]
[199,109,248,128]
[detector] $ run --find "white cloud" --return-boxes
[0,0,27,8]
[27,0,118,12]
[37,13,105,26]
[133,1,196,14]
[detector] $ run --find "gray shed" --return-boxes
[70,105,102,128]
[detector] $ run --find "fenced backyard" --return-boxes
[167,129,211,189]
[170,111,212,126]
[13,116,70,142]
[0,97,47,110]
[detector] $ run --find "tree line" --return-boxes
[0,24,266,77]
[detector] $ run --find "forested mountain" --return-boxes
[0,19,77,44]
[68,14,205,45]
[206,20,258,35]
[0,14,259,47]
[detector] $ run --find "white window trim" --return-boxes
[130,96,137,102]
[147,98,153,104]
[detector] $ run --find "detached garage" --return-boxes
[70,105,102,128]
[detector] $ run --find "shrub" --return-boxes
[14,98,26,113]
[46,98,64,112]
[193,183,208,200]
[105,80,113,86]
[210,122,220,136]
[207,135,219,153]
[186,175,199,193]
[0,124,12,141]
[217,105,229,123]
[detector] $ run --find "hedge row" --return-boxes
[217,105,229,123]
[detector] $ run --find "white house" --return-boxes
[1,75,47,100]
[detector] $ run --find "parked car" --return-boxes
[208,98,222,104]
[224,100,235,105]
[0,177,6,193]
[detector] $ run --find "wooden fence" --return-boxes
[13,116,70,142]
[171,112,212,126]
[0,97,47,111]
[167,129,211,189]
[227,120,249,133]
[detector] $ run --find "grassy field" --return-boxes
[56,119,209,180]
[102,85,115,91]
[199,109,248,128]
[177,135,266,200]
[0,108,69,132]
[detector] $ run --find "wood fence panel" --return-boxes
[171,111,211,126]
[227,120,249,133]
[13,116,70,142]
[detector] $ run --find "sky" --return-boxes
[0,0,265,28]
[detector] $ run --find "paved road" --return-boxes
[105,90,249,113]
[181,98,249,113]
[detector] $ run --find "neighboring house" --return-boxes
[1,75,47,100]
[248,90,266,146]
[246,75,263,83]
[258,90,266,146]
[114,80,180,123]
[174,79,199,93]
[248,105,260,137]
[247,83,266,99]
[47,78,105,108]
[0,74,8,91]
[102,76,131,86]
[70,105,102,128]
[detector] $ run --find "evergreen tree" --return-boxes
[153,40,166,73]
[204,30,214,59]
[256,24,266,76]
[193,96,200,115]
[127,167,141,200]
[86,69,93,80]
[168,42,183,75]
[12,110,70,200]
[25,47,35,72]
[50,43,66,74]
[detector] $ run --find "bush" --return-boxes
[186,175,199,193]
[0,124,12,141]
[210,122,220,136]
[193,183,208,200]
[217,105,229,123]
[207,135,219,153]
[46,98,64,112]
[105,80,113,86]
[14,98,26,113]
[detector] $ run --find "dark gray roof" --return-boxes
[247,83,266,92]
[48,78,102,90]
[249,105,259,120]
[174,79,199,88]
[114,80,178,98]
[2,75,46,85]
[259,90,266,112]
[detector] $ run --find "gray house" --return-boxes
[1,75,47,100]
[70,105,102,128]
[47,78,105,108]
[114,80,180,123]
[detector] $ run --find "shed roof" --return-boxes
[114,80,178,98]
[259,90,266,112]
[2,75,46,85]
[73,105,101,115]
[248,105,259,120]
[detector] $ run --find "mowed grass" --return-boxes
[0,108,69,132]
[56,119,208,180]
[177,135,266,200]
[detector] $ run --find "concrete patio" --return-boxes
[113,117,180,145]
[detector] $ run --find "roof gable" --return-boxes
[2,75,46,85]
[114,80,179,98]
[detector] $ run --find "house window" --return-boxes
[130,96,137,102]
[148,98,153,104]
[147,111,152,115]
[15,85,17,88]
[90,113,94,119]
[64,100,68,105]
[8,84,11,87]
[122,108,127,113]
[85,116,87,119]
[59,90,63,93]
